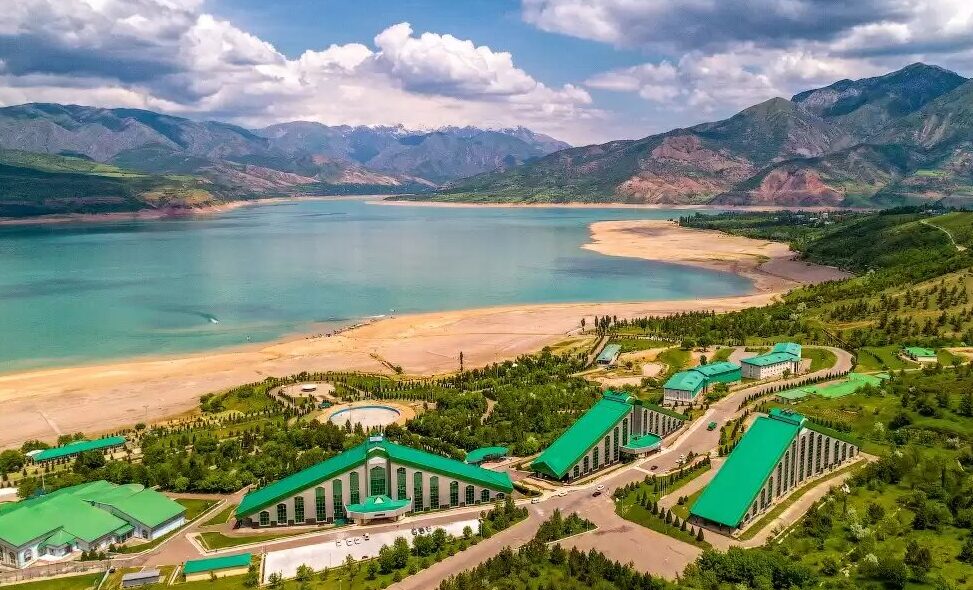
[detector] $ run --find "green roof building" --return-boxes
[184,553,252,581]
[236,436,513,527]
[464,446,509,465]
[596,344,622,366]
[531,392,685,482]
[903,346,937,362]
[0,481,185,569]
[33,436,126,462]
[741,342,803,380]
[690,409,859,534]
[663,361,742,405]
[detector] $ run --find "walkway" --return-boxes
[921,218,967,252]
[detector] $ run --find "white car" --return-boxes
[363,533,370,541]
[531,497,541,504]
[346,539,353,546]
[556,490,567,497]
[336,540,341,547]
[354,537,361,544]
[596,484,605,492]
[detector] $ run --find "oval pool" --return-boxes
[329,405,402,428]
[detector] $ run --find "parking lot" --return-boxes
[262,518,479,581]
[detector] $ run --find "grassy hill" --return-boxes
[0,150,226,217]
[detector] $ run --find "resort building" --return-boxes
[663,361,742,405]
[531,392,685,482]
[740,343,804,380]
[689,409,859,534]
[235,436,513,528]
[0,481,186,569]
[903,346,937,363]
[596,344,622,367]
[183,553,252,582]
[30,436,126,463]
[464,446,509,465]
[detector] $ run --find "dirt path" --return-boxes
[922,218,967,252]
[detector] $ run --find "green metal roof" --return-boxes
[40,529,77,548]
[114,523,135,536]
[741,351,799,367]
[34,436,126,462]
[184,553,252,575]
[0,480,184,547]
[237,437,512,518]
[464,446,509,464]
[690,413,803,528]
[622,433,661,451]
[345,495,412,514]
[691,361,741,378]
[662,370,705,393]
[532,393,632,479]
[597,344,622,362]
[771,342,802,357]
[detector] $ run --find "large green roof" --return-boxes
[0,481,129,546]
[237,437,512,518]
[662,370,705,393]
[93,489,185,528]
[742,351,799,367]
[531,393,632,479]
[34,436,126,462]
[771,342,802,357]
[597,344,622,362]
[690,413,803,528]
[184,553,252,575]
[904,346,936,358]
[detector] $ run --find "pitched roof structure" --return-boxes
[663,370,706,393]
[690,411,804,528]
[236,437,513,518]
[345,495,411,515]
[464,446,509,464]
[531,393,633,479]
[596,344,622,363]
[0,481,184,548]
[690,361,741,378]
[184,553,252,575]
[34,436,126,462]
[742,342,802,367]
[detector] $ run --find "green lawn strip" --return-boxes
[657,347,691,378]
[113,499,217,555]
[178,498,219,521]
[611,337,671,353]
[711,347,734,362]
[737,460,864,541]
[671,488,704,521]
[614,460,712,547]
[616,502,709,548]
[854,346,917,372]
[201,503,238,527]
[802,347,837,372]
[198,529,308,551]
[102,566,176,590]
[938,348,960,366]
[0,573,102,590]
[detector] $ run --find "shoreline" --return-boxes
[0,219,848,448]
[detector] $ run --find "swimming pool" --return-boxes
[328,405,402,428]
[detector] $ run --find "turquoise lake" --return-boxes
[0,199,752,372]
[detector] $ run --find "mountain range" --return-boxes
[0,104,567,217]
[437,63,973,208]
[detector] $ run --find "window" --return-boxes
[604,436,610,463]
[592,446,599,468]
[430,477,440,509]
[622,418,629,445]
[449,481,459,507]
[613,426,620,460]
[333,479,345,519]
[573,465,580,479]
[481,489,490,502]
[276,503,287,523]
[397,467,408,500]
[583,456,590,472]
[294,496,305,522]
[466,485,475,505]
[350,471,360,504]
[259,511,269,526]
[370,465,386,496]
[413,471,424,511]
[315,487,327,521]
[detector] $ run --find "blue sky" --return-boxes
[2,0,972,144]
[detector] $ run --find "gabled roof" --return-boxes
[691,361,741,378]
[464,446,509,464]
[236,437,513,518]
[597,344,622,362]
[34,436,126,462]
[741,351,799,367]
[184,553,252,575]
[663,370,705,393]
[531,393,632,479]
[345,495,411,514]
[622,433,661,451]
[771,342,802,357]
[690,413,802,528]
[93,489,185,528]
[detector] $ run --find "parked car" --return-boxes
[531,497,541,504]
[411,528,417,535]
[363,533,370,541]
[556,490,567,497]
[707,421,718,431]
[354,537,361,544]
[592,490,602,497]
[596,484,605,492]
[336,540,341,547]
[346,539,353,546]
[650,465,658,471]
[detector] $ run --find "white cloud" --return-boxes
[0,1,603,143]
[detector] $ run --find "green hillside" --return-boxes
[0,150,224,217]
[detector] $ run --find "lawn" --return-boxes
[178,498,219,521]
[198,530,309,550]
[657,347,691,377]
[802,347,837,372]
[102,566,175,589]
[855,346,918,372]
[202,502,238,526]
[1,573,103,590]
[611,337,671,353]
[711,347,734,362]
[615,460,712,548]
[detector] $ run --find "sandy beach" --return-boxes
[0,220,847,448]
